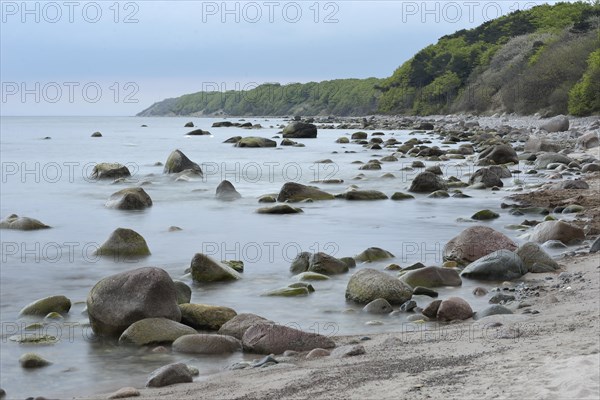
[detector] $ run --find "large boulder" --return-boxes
[0,214,50,230]
[469,168,503,188]
[146,363,193,388]
[460,250,526,281]
[105,187,152,210]
[179,303,237,330]
[528,220,585,245]
[282,122,317,139]
[346,268,412,305]
[94,228,151,258]
[190,253,241,283]
[118,318,197,346]
[517,242,560,273]
[477,144,518,165]
[524,137,561,153]
[443,226,517,265]
[215,180,242,201]
[87,267,182,337]
[400,266,462,288]
[436,297,473,321]
[19,295,71,316]
[290,252,348,275]
[172,334,242,354]
[540,115,569,132]
[551,180,589,190]
[235,137,277,148]
[534,153,573,169]
[409,172,448,193]
[577,132,599,149]
[217,313,272,340]
[91,163,131,180]
[164,149,203,175]
[242,323,334,354]
[277,182,335,202]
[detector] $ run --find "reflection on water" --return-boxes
[0,116,555,398]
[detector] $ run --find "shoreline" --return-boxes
[76,115,600,400]
[82,251,600,400]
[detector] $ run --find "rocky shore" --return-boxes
[3,113,599,400]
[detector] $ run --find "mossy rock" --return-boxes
[391,192,415,200]
[277,182,334,202]
[19,353,51,368]
[427,190,449,198]
[9,334,58,344]
[94,228,151,257]
[263,287,310,297]
[91,163,131,180]
[222,260,244,273]
[256,205,303,214]
[336,137,350,144]
[173,281,192,305]
[190,254,241,283]
[0,214,50,230]
[235,137,277,148]
[471,209,500,220]
[118,318,197,346]
[294,272,330,281]
[179,303,237,330]
[20,295,71,316]
[288,282,315,292]
[355,247,394,262]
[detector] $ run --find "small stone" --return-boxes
[108,387,140,399]
[400,300,417,312]
[489,293,516,304]
[306,348,331,358]
[146,363,193,388]
[363,298,393,314]
[412,287,438,297]
[330,344,365,358]
[472,287,488,296]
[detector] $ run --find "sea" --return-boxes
[0,116,568,398]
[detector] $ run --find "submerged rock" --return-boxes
[460,250,525,281]
[94,228,151,257]
[164,149,203,175]
[215,180,242,201]
[180,304,237,330]
[19,295,71,316]
[118,318,196,346]
[190,253,241,283]
[91,163,131,180]
[257,204,303,214]
[0,214,50,230]
[235,137,277,148]
[354,247,394,262]
[277,182,334,202]
[282,122,317,138]
[105,187,152,210]
[19,353,51,369]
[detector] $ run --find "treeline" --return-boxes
[138,2,600,117]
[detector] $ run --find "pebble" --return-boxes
[107,387,140,399]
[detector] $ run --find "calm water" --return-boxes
[0,116,562,398]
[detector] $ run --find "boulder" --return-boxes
[577,132,599,149]
[235,137,277,148]
[19,353,51,369]
[471,209,500,220]
[91,163,131,180]
[338,190,388,201]
[118,318,197,346]
[308,252,348,275]
[263,286,310,296]
[215,180,242,200]
[0,214,50,230]
[540,115,569,132]
[399,266,462,288]
[363,298,393,314]
[477,144,518,165]
[330,344,366,358]
[173,281,192,304]
[290,252,311,274]
[354,247,394,262]
[223,136,242,144]
[436,297,473,322]
[190,253,241,283]
[87,267,181,337]
[185,129,210,136]
[164,150,203,175]
[528,220,585,245]
[105,187,152,210]
[346,268,412,305]
[460,250,525,281]
[242,323,334,354]
[19,295,71,316]
[94,228,151,258]
[516,242,560,272]
[218,313,272,340]
[443,226,517,265]
[422,300,442,319]
[391,192,415,200]
[524,137,561,153]
[535,153,573,169]
[277,182,334,202]
[146,363,193,388]
[282,122,317,138]
[469,168,503,188]
[551,180,589,190]
[409,172,448,193]
[172,334,242,354]
[179,303,237,330]
[91,131,102,137]
[257,204,303,214]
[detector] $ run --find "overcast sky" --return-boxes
[0,1,561,116]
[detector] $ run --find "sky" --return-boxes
[0,0,564,116]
